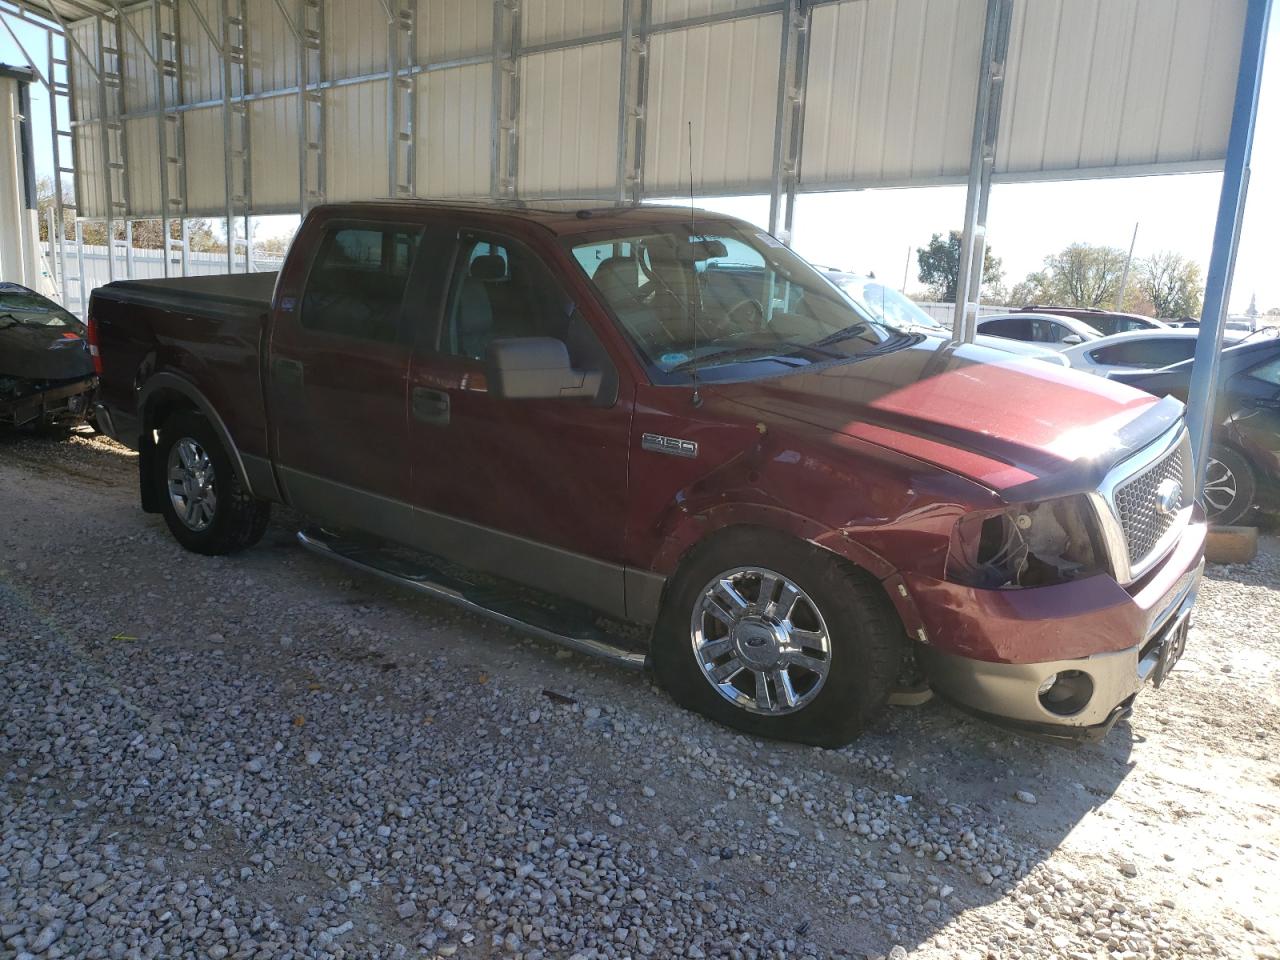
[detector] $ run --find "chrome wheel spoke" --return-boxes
[784,649,828,676]
[710,657,746,684]
[774,582,802,622]
[698,636,735,661]
[752,670,773,711]
[704,600,738,630]
[755,572,780,610]
[772,668,798,709]
[790,627,828,648]
[713,580,749,615]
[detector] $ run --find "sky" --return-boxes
[2,5,1276,315]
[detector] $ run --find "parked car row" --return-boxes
[977,307,1278,525]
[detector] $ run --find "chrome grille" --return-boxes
[1114,444,1186,568]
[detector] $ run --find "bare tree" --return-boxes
[1135,251,1203,319]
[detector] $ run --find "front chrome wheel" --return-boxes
[1202,456,1237,519]
[166,437,217,531]
[690,566,832,715]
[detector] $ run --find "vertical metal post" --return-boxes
[286,0,326,214]
[615,0,650,205]
[1114,222,1139,311]
[181,216,190,275]
[953,0,1012,341]
[384,0,417,198]
[125,218,134,276]
[93,15,117,280]
[1187,0,1272,480]
[151,0,188,277]
[74,218,86,315]
[489,0,520,199]
[768,0,810,243]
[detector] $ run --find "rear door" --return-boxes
[404,224,635,615]
[267,215,438,530]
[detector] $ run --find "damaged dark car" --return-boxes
[0,281,97,431]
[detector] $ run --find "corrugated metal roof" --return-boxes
[41,0,1249,220]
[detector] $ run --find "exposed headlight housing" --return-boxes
[945,495,1109,589]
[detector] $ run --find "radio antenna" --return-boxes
[687,120,702,408]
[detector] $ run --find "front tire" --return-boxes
[155,410,270,555]
[652,531,905,747]
[1203,444,1256,527]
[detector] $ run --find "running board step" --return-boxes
[296,528,649,671]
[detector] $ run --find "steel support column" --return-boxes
[152,0,188,276]
[768,0,809,243]
[952,0,1012,341]
[615,0,650,205]
[1186,0,1272,480]
[383,0,416,199]
[489,0,519,200]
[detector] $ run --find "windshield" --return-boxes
[0,289,81,331]
[569,224,908,383]
[832,276,943,333]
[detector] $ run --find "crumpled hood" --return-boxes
[709,338,1180,496]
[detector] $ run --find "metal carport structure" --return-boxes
[0,0,1272,475]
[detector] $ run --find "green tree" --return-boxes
[1008,243,1131,309]
[1134,251,1203,319]
[915,231,1003,302]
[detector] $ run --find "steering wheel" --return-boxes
[723,296,767,334]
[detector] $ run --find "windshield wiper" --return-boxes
[668,340,840,373]
[812,321,870,348]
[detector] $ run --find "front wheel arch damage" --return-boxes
[651,525,909,747]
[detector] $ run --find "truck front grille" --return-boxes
[1114,443,1186,569]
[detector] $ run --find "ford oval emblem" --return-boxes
[1154,478,1181,516]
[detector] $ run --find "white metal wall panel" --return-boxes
[996,0,1246,178]
[325,0,390,82]
[69,19,99,121]
[651,0,766,26]
[519,41,620,195]
[178,0,225,103]
[246,0,298,97]
[73,124,107,218]
[645,14,781,195]
[249,96,302,213]
[123,116,161,215]
[416,62,491,197]
[522,0,622,47]
[419,0,492,63]
[182,105,227,213]
[324,81,390,201]
[121,3,158,114]
[802,0,983,188]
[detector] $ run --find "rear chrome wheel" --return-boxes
[691,566,832,715]
[166,437,217,531]
[1203,456,1238,518]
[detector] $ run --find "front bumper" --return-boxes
[0,376,97,427]
[915,521,1206,736]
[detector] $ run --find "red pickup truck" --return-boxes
[89,201,1205,746]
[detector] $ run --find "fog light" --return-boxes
[1037,669,1094,717]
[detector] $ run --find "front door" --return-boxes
[267,217,434,535]
[405,227,634,615]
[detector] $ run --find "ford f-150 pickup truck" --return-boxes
[89,200,1205,746]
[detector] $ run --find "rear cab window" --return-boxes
[301,224,424,342]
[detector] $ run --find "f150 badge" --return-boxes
[642,433,698,459]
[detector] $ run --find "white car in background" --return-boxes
[828,274,1068,365]
[1061,328,1248,377]
[975,312,1104,350]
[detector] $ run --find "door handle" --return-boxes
[412,386,450,425]
[272,357,304,388]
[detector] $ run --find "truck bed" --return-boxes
[99,271,277,312]
[90,272,276,463]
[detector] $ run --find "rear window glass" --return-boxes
[301,225,422,342]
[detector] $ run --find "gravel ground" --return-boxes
[1,432,1278,960]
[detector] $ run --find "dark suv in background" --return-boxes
[1020,305,1167,336]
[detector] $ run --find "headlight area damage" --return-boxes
[0,282,97,431]
[945,495,1108,589]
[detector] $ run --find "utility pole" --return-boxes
[902,246,911,292]
[1115,222,1138,310]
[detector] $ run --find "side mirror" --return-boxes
[487,337,602,400]
[1061,334,1084,345]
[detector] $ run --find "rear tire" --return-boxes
[155,410,270,555]
[652,530,904,747]
[1204,444,1256,527]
